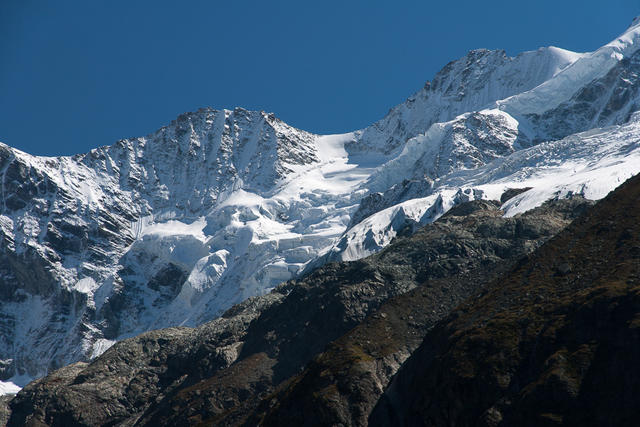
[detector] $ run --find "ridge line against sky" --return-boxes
[1,0,639,156]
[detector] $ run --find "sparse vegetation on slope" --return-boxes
[371,173,640,427]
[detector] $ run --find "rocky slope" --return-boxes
[5,193,592,426]
[249,197,593,427]
[370,170,640,426]
[4,16,640,396]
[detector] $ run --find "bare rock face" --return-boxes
[248,197,591,427]
[7,287,286,426]
[7,196,591,426]
[0,395,12,426]
[370,173,640,427]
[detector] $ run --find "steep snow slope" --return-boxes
[499,18,640,116]
[349,46,583,157]
[4,20,640,394]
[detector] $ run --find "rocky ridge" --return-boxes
[370,171,640,427]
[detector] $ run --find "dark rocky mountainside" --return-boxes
[0,397,10,427]
[370,173,640,426]
[6,191,592,426]
[247,198,590,427]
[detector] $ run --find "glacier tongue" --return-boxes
[5,22,640,393]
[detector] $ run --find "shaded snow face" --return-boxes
[522,49,640,142]
[5,19,640,392]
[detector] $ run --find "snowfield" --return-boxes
[3,18,640,394]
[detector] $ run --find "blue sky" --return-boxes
[1,1,639,155]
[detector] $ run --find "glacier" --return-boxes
[3,17,640,393]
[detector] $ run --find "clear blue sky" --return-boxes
[1,1,639,155]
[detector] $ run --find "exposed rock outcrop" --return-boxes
[371,173,640,426]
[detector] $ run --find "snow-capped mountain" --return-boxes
[348,46,582,158]
[3,17,640,394]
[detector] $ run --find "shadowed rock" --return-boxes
[371,173,640,427]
